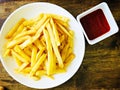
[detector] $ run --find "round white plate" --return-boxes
[0,2,85,89]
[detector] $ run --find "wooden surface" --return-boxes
[0,0,120,90]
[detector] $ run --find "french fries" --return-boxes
[4,13,75,80]
[5,18,25,39]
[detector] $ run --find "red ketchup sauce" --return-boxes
[80,9,110,40]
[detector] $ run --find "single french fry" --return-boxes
[23,19,35,26]
[34,14,47,30]
[12,52,22,66]
[22,67,31,74]
[47,14,69,22]
[36,48,45,61]
[44,75,54,80]
[68,30,74,50]
[52,52,57,71]
[14,29,36,39]
[11,24,25,39]
[46,23,64,68]
[7,36,31,49]
[61,44,69,62]
[56,26,64,35]
[54,19,69,28]
[65,48,72,61]
[31,45,37,67]
[33,13,44,23]
[64,53,75,68]
[30,76,40,81]
[19,37,33,49]
[4,49,11,57]
[43,60,48,71]
[50,18,60,46]
[54,68,66,74]
[43,29,54,75]
[36,70,46,77]
[5,18,25,39]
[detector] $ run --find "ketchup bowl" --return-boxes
[77,2,119,45]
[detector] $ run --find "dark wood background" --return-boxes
[0,0,120,90]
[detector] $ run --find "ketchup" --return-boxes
[80,9,110,40]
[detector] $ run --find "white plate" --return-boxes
[0,2,85,89]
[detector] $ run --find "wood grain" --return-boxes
[0,0,120,90]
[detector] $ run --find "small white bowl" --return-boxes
[77,2,119,45]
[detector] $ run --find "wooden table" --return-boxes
[0,0,120,90]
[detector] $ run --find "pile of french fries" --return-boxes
[4,13,75,80]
